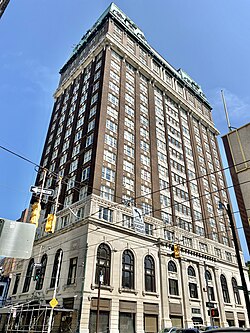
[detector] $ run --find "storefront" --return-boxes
[144,303,159,333]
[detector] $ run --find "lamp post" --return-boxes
[219,202,250,322]
[96,270,103,333]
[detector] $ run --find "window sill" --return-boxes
[91,284,114,292]
[168,295,181,300]
[142,291,159,298]
[118,287,138,295]
[62,283,77,291]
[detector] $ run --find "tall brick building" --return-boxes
[3,3,249,333]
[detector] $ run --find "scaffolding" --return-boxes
[2,301,75,333]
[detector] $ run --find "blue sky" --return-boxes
[0,0,250,259]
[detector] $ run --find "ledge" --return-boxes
[118,287,138,295]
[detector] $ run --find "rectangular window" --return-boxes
[107,105,118,119]
[123,214,134,229]
[106,119,118,133]
[105,134,117,148]
[124,145,134,158]
[99,206,113,222]
[100,185,114,201]
[189,283,198,298]
[169,279,179,296]
[82,167,90,181]
[104,150,116,164]
[102,167,115,182]
[123,160,134,173]
[67,257,78,285]
[108,93,119,106]
[124,131,134,143]
[83,150,92,164]
[88,119,95,132]
[145,222,153,235]
[86,133,94,147]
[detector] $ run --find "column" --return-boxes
[180,260,193,327]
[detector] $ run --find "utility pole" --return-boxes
[96,270,103,333]
[47,249,62,333]
[220,202,250,322]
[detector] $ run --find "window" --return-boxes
[69,160,78,173]
[88,119,95,132]
[104,150,116,164]
[189,283,198,298]
[232,277,241,304]
[169,279,179,296]
[50,249,63,288]
[145,223,153,236]
[208,286,215,301]
[100,185,114,201]
[123,215,134,229]
[99,206,113,222]
[105,134,117,148]
[12,274,21,295]
[122,250,134,289]
[106,119,118,133]
[67,257,78,285]
[108,93,119,106]
[168,261,177,272]
[144,255,156,292]
[123,160,134,173]
[220,275,230,303]
[22,259,34,293]
[188,266,196,277]
[102,167,115,182]
[83,149,92,164]
[36,254,47,290]
[86,133,94,147]
[205,270,212,281]
[124,145,134,157]
[95,243,111,285]
[82,167,90,181]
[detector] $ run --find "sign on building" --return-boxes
[132,207,145,234]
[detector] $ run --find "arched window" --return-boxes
[220,274,230,303]
[36,254,47,290]
[205,270,212,281]
[232,277,241,304]
[188,266,196,277]
[50,249,63,288]
[144,255,156,292]
[122,250,134,289]
[95,243,111,286]
[22,259,34,293]
[168,260,177,272]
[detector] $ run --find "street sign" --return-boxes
[49,298,58,308]
[30,186,54,196]
[206,302,215,308]
[0,218,36,259]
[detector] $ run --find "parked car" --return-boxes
[204,328,250,333]
[159,327,178,333]
[176,328,200,333]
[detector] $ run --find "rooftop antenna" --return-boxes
[221,90,234,132]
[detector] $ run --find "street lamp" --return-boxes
[219,202,250,322]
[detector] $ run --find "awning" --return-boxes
[192,317,203,324]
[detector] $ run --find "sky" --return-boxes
[0,0,250,259]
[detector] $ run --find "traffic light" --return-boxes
[210,308,219,317]
[30,202,41,227]
[45,214,56,233]
[172,244,181,259]
[33,264,42,281]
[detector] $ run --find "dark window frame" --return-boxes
[95,243,111,286]
[12,273,21,295]
[220,274,230,303]
[189,282,198,298]
[168,260,177,272]
[232,277,241,304]
[67,257,78,285]
[36,254,47,290]
[144,255,156,292]
[22,258,34,293]
[188,266,196,277]
[169,278,179,295]
[122,250,134,289]
[50,249,63,288]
